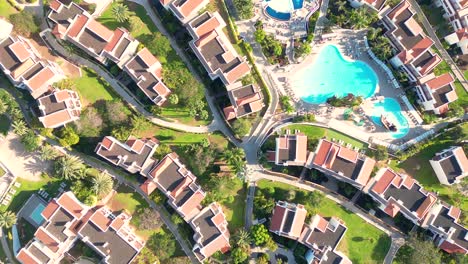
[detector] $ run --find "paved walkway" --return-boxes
[408,0,468,92]
[40,30,215,134]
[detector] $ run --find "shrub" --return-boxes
[9,11,39,37]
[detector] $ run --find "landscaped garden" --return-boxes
[72,67,115,106]
[255,179,391,264]
[392,122,468,222]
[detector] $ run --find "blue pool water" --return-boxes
[30,203,45,226]
[371,98,409,139]
[265,0,303,20]
[293,45,378,104]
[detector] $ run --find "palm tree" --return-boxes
[112,3,130,23]
[349,8,369,29]
[9,108,22,120]
[39,145,58,161]
[12,119,28,136]
[54,155,85,180]
[0,211,16,228]
[0,100,8,115]
[233,229,252,248]
[92,171,114,197]
[336,0,347,12]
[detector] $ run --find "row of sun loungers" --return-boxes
[1,181,21,206]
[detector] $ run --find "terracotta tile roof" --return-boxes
[56,192,85,218]
[35,227,59,252]
[387,0,410,20]
[200,236,230,260]
[313,140,332,166]
[337,147,358,163]
[249,100,264,112]
[223,106,236,120]
[419,54,441,76]
[415,193,437,219]
[160,0,173,5]
[316,215,329,232]
[372,169,397,194]
[17,249,40,264]
[296,134,308,163]
[425,73,454,90]
[355,158,376,186]
[225,61,250,84]
[454,147,468,173]
[49,0,62,11]
[86,19,113,41]
[140,179,158,195]
[27,67,54,92]
[40,109,73,128]
[195,16,222,38]
[384,202,400,217]
[67,14,88,38]
[90,210,112,231]
[104,28,125,52]
[212,210,226,226]
[448,206,461,221]
[440,240,468,254]
[402,175,415,189]
[290,207,307,237]
[9,42,30,62]
[138,48,160,68]
[126,138,145,153]
[152,82,171,97]
[54,89,70,101]
[110,216,125,231]
[437,104,449,114]
[101,136,114,149]
[180,190,204,217]
[403,17,423,36]
[41,200,59,220]
[11,59,35,80]
[179,0,205,18]
[148,154,174,178]
[270,205,286,232]
[446,90,458,102]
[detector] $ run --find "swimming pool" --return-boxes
[29,203,45,226]
[265,0,303,20]
[293,45,378,104]
[371,98,409,139]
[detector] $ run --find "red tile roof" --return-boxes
[104,28,125,52]
[425,73,454,90]
[41,200,59,220]
[179,0,206,18]
[9,42,30,62]
[140,179,158,195]
[270,205,286,232]
[138,48,160,68]
[313,140,332,166]
[40,110,73,128]
[454,147,468,173]
[448,206,461,221]
[17,249,40,264]
[90,210,112,231]
[195,16,222,38]
[337,147,358,163]
[223,106,236,120]
[418,54,441,76]
[440,240,468,254]
[67,15,88,38]
[372,169,397,194]
[35,228,60,252]
[57,192,85,218]
[27,67,54,92]
[87,19,113,41]
[415,194,437,219]
[315,215,329,232]
[384,202,400,217]
[49,0,62,11]
[225,61,250,84]
[101,136,114,150]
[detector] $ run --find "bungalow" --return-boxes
[123,48,171,106]
[141,152,205,221]
[95,136,159,175]
[269,201,307,239]
[415,73,458,115]
[187,12,250,85]
[48,0,139,67]
[299,215,351,264]
[37,89,82,128]
[311,139,376,189]
[272,132,308,166]
[0,35,65,99]
[382,0,441,82]
[16,192,144,264]
[190,202,231,262]
[430,146,468,185]
[423,203,468,254]
[168,0,210,24]
[223,83,264,120]
[365,167,437,224]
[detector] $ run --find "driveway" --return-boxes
[0,133,50,182]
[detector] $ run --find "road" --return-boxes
[408,0,468,92]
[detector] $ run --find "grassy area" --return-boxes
[0,114,10,136]
[281,124,367,149]
[0,177,62,213]
[73,68,115,106]
[160,106,210,126]
[257,180,391,264]
[97,1,158,38]
[0,1,17,18]
[454,81,468,107]
[393,123,468,214]
[219,179,245,231]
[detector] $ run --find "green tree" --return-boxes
[58,126,80,147]
[12,119,28,136]
[54,155,86,180]
[250,224,270,246]
[53,78,75,90]
[150,105,162,116]
[39,145,58,161]
[168,94,179,105]
[280,96,294,113]
[406,234,442,264]
[131,115,150,135]
[232,229,252,248]
[232,118,251,136]
[112,3,131,23]
[171,214,184,225]
[199,110,209,120]
[265,236,278,251]
[147,232,176,260]
[372,145,388,161]
[231,247,249,264]
[0,100,8,115]
[10,11,39,37]
[148,32,172,63]
[91,171,113,198]
[134,247,159,264]
[21,130,40,152]
[9,108,22,121]
[128,16,144,32]
[137,208,163,230]
[233,0,254,19]
[111,126,131,142]
[0,211,17,228]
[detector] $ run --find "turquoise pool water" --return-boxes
[371,98,409,139]
[293,45,378,104]
[30,203,45,226]
[265,0,303,20]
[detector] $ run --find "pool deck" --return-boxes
[270,28,426,144]
[18,194,48,228]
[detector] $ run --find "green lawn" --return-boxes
[161,106,211,126]
[97,1,158,38]
[281,124,367,149]
[73,68,115,106]
[0,1,17,18]
[219,179,245,231]
[0,177,62,213]
[454,81,468,108]
[393,123,468,214]
[257,180,390,264]
[0,114,10,135]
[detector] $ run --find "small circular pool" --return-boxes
[371,98,409,139]
[265,0,304,20]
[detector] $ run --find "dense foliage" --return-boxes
[254,21,285,65]
[233,0,254,19]
[10,11,39,37]
[328,1,378,30]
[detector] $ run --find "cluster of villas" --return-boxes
[94,135,231,262]
[46,0,264,121]
[350,0,460,116]
[267,132,468,254]
[437,0,468,56]
[0,18,82,129]
[17,191,145,264]
[270,201,351,264]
